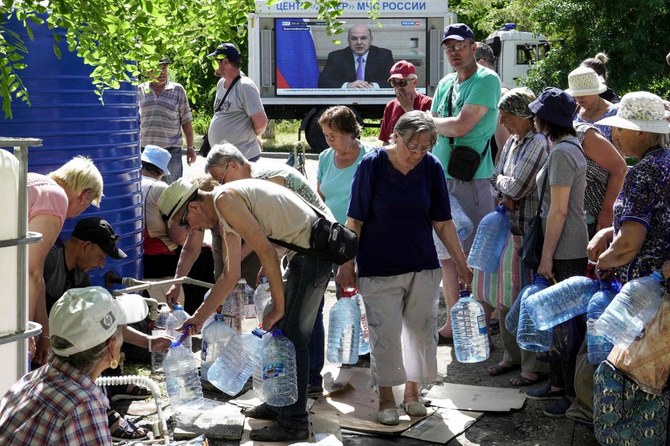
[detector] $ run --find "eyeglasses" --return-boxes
[443,42,471,53]
[400,136,432,153]
[178,200,191,228]
[390,79,411,87]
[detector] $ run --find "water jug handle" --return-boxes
[252,327,266,338]
[170,325,192,348]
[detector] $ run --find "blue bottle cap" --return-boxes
[271,327,284,337]
[214,314,225,321]
[173,304,183,311]
[532,275,550,286]
[459,289,471,298]
[495,205,507,214]
[252,327,266,338]
[650,271,664,282]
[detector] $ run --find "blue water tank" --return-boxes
[0,17,142,285]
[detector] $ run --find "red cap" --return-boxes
[341,288,359,298]
[388,60,417,83]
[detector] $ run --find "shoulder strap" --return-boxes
[447,82,455,147]
[214,75,242,113]
[535,137,551,215]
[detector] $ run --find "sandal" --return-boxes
[109,383,152,401]
[509,373,547,387]
[488,363,519,377]
[108,410,149,441]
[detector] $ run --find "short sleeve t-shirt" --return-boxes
[317,145,372,224]
[208,76,265,160]
[536,137,588,259]
[28,173,68,225]
[348,149,451,277]
[431,66,501,180]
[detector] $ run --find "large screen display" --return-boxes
[275,17,428,96]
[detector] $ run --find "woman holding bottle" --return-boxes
[524,88,589,417]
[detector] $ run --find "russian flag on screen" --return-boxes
[276,19,319,89]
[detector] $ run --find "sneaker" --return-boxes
[250,424,308,441]
[526,384,566,400]
[543,396,572,417]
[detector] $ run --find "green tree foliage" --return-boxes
[454,0,670,98]
[0,0,360,118]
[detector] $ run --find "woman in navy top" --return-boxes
[337,111,472,426]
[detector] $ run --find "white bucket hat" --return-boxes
[50,286,148,357]
[141,145,171,175]
[157,177,199,227]
[596,91,670,134]
[565,66,607,97]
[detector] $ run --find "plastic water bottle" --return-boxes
[200,314,234,382]
[223,279,252,332]
[506,275,550,336]
[208,331,262,396]
[450,194,474,241]
[525,276,599,330]
[253,276,272,326]
[261,328,298,407]
[586,280,621,364]
[163,338,203,413]
[327,290,361,364]
[516,276,552,352]
[467,205,511,273]
[353,291,370,355]
[451,290,490,363]
[594,272,664,348]
[252,329,268,401]
[166,305,192,352]
[151,304,171,371]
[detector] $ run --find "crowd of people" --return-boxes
[1,23,670,445]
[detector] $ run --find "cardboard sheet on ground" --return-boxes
[173,398,245,440]
[426,383,526,412]
[401,408,482,443]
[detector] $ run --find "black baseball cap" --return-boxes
[72,217,127,260]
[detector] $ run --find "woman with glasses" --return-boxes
[337,111,472,426]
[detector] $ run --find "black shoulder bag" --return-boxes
[200,75,241,157]
[518,170,547,270]
[445,82,489,181]
[267,200,358,265]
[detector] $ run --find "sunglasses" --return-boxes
[390,79,411,87]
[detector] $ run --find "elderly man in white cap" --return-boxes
[0,287,148,444]
[157,177,332,442]
[378,60,433,145]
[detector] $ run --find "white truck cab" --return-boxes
[485,23,549,88]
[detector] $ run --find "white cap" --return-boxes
[141,145,171,175]
[49,286,149,357]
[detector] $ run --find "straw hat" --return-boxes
[565,66,607,97]
[596,91,670,134]
[157,178,199,228]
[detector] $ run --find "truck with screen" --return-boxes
[247,1,547,150]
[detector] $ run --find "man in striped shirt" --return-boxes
[138,57,196,184]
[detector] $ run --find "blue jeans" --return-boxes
[308,296,325,387]
[162,146,183,185]
[275,253,332,429]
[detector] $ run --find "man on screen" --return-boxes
[318,24,394,89]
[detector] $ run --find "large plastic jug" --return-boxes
[505,275,550,336]
[327,290,361,364]
[261,328,298,407]
[467,205,511,273]
[151,304,171,372]
[450,194,474,241]
[200,314,234,381]
[451,290,490,363]
[526,276,599,330]
[586,279,621,364]
[207,331,262,396]
[163,336,203,413]
[352,290,370,356]
[166,305,192,352]
[253,276,272,326]
[594,272,664,348]
[516,277,553,352]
